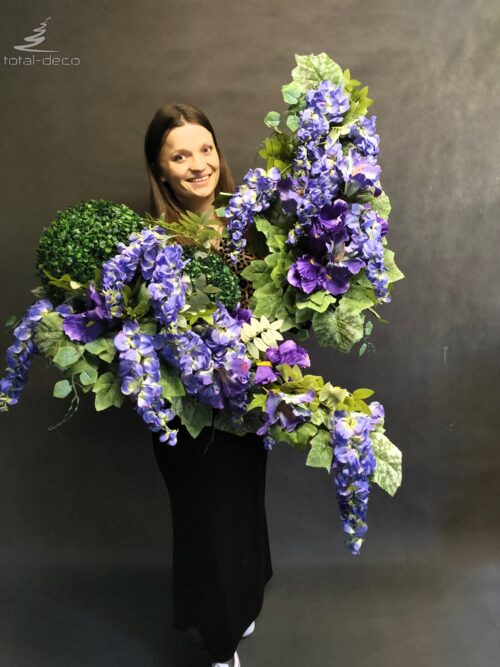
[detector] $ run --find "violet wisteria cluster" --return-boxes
[222,166,282,262]
[100,227,185,321]
[0,299,54,412]
[159,302,252,416]
[115,321,177,445]
[223,76,392,303]
[330,402,384,555]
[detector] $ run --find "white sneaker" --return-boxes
[211,650,240,667]
[242,620,255,638]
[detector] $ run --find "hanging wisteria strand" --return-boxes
[0,300,54,411]
[115,321,177,445]
[330,402,383,555]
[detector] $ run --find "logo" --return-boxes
[14,16,57,52]
[4,17,80,66]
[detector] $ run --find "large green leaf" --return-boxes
[84,337,117,363]
[53,344,83,369]
[255,217,287,253]
[312,304,364,352]
[291,53,344,91]
[170,396,213,439]
[306,429,333,471]
[383,248,405,283]
[342,284,376,314]
[33,312,65,358]
[159,362,185,399]
[92,372,124,411]
[371,430,402,496]
[240,259,271,289]
[269,421,318,451]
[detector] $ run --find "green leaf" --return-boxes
[240,259,271,288]
[357,190,392,220]
[352,388,375,399]
[53,379,72,399]
[269,421,318,451]
[53,345,83,369]
[312,304,364,352]
[383,248,405,283]
[264,111,281,130]
[281,81,303,104]
[370,431,402,496]
[79,368,98,386]
[84,337,116,363]
[92,371,124,411]
[247,393,267,412]
[159,363,185,398]
[68,355,99,376]
[342,284,376,314]
[170,396,213,439]
[254,217,287,253]
[33,312,65,358]
[286,113,300,132]
[295,290,336,313]
[306,429,333,471]
[291,53,344,92]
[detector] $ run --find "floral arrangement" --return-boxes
[0,53,403,555]
[216,52,404,354]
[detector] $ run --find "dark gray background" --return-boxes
[0,1,499,665]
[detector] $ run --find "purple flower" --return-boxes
[0,299,54,412]
[287,255,326,294]
[254,361,278,385]
[265,340,310,368]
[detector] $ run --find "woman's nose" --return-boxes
[190,154,207,171]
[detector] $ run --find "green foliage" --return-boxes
[159,362,185,399]
[36,199,144,302]
[312,303,365,352]
[257,133,295,172]
[170,395,213,439]
[147,208,223,250]
[92,372,124,411]
[370,429,403,496]
[306,429,333,471]
[53,379,72,399]
[289,53,344,92]
[269,421,317,451]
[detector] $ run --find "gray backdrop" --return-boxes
[0,1,499,666]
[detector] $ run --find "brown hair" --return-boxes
[144,103,235,246]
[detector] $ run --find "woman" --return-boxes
[144,103,273,667]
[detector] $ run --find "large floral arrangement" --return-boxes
[0,53,403,555]
[217,53,404,354]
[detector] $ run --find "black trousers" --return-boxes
[153,416,273,662]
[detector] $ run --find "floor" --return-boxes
[1,551,499,667]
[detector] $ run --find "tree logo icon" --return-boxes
[14,17,58,53]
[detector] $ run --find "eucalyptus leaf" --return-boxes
[53,379,72,399]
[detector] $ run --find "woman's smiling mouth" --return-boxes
[187,174,211,183]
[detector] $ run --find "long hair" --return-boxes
[144,103,235,246]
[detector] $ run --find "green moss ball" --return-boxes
[36,199,144,300]
[182,247,241,310]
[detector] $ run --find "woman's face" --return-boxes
[157,122,220,213]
